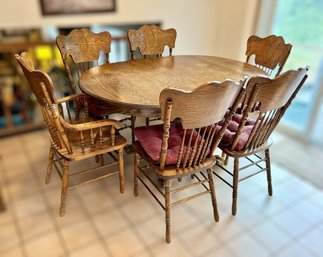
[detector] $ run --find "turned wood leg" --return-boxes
[224,154,229,166]
[165,179,171,243]
[134,152,139,197]
[45,146,54,184]
[131,116,137,145]
[265,149,273,196]
[59,160,69,217]
[118,149,125,194]
[99,154,104,166]
[232,158,239,216]
[207,169,219,222]
[0,188,5,212]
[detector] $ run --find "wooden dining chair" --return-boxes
[56,28,111,96]
[56,28,134,141]
[133,80,245,243]
[127,24,177,60]
[245,35,292,77]
[15,52,127,217]
[127,24,177,127]
[214,66,309,216]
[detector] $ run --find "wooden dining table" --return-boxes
[79,55,266,117]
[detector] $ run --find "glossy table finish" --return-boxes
[79,55,266,117]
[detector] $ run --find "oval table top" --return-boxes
[79,55,266,116]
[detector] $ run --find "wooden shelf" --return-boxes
[0,38,56,137]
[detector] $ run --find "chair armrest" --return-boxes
[56,93,86,104]
[59,117,122,132]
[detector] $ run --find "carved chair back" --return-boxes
[245,35,292,77]
[15,52,117,156]
[56,28,112,94]
[127,25,177,60]
[158,80,245,171]
[230,67,308,152]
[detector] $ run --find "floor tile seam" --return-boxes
[273,190,322,217]
[269,217,323,256]
[74,189,115,257]
[288,191,323,211]
[21,137,71,257]
[26,188,70,257]
[11,202,50,220]
[18,225,59,245]
[176,229,228,257]
[0,151,29,257]
[247,219,293,253]
[269,234,321,257]
[97,181,155,256]
[0,246,25,256]
[200,242,240,257]
[227,217,279,255]
[67,237,110,257]
[247,189,318,221]
[212,220,250,245]
[271,161,323,191]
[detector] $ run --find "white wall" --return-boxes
[0,0,258,60]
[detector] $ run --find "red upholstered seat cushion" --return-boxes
[134,122,201,165]
[217,113,256,151]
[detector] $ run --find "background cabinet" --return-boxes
[0,48,55,137]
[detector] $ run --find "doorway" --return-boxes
[270,0,323,145]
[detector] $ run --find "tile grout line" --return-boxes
[226,187,322,256]
[73,188,114,257]
[269,217,323,257]
[21,136,71,257]
[96,165,156,257]
[0,144,29,257]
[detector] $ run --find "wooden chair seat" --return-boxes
[216,113,257,151]
[56,131,127,161]
[134,122,203,165]
[133,137,216,179]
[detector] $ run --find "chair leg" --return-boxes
[145,117,150,127]
[118,149,125,194]
[224,154,229,165]
[265,149,273,196]
[131,116,137,144]
[0,188,5,212]
[99,154,104,166]
[59,160,69,217]
[165,179,171,243]
[232,157,239,216]
[207,169,219,222]
[134,152,139,197]
[45,146,54,184]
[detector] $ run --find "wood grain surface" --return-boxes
[79,55,266,116]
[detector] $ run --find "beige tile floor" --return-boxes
[0,129,323,257]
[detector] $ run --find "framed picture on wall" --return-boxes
[39,0,116,16]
